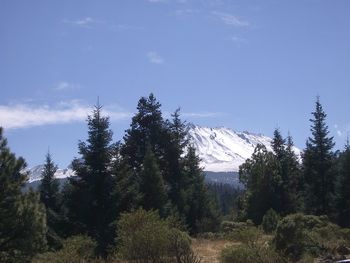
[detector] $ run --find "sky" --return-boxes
[1,0,350,168]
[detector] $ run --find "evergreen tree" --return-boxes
[66,104,117,256]
[140,144,167,213]
[121,93,166,173]
[271,129,286,161]
[284,135,302,213]
[271,130,302,215]
[302,97,335,216]
[39,152,62,250]
[0,127,47,262]
[111,143,141,214]
[239,144,281,224]
[336,141,350,227]
[163,109,188,216]
[183,145,220,233]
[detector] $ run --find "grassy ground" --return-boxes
[191,238,239,263]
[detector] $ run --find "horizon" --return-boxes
[1,0,349,167]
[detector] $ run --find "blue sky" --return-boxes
[1,0,350,168]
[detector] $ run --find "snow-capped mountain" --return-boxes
[187,124,301,172]
[27,125,301,182]
[27,165,75,183]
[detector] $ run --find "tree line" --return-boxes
[0,94,220,262]
[1,94,349,262]
[238,97,350,228]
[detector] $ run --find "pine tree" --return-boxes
[271,130,302,215]
[272,129,286,161]
[140,144,167,213]
[302,97,335,216]
[284,135,302,213]
[183,145,220,233]
[0,127,47,262]
[39,152,62,250]
[163,109,188,216]
[336,141,350,227]
[239,144,280,224]
[111,143,141,214]
[121,93,166,173]
[66,104,117,256]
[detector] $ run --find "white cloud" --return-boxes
[334,123,350,138]
[212,11,249,27]
[147,51,164,64]
[63,17,99,29]
[0,101,131,129]
[182,112,223,118]
[54,82,81,91]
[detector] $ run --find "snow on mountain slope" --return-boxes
[27,165,75,183]
[27,125,301,181]
[187,124,301,172]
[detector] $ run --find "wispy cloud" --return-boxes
[54,82,81,91]
[174,9,201,16]
[0,101,131,129]
[63,17,101,29]
[182,112,223,118]
[147,51,164,64]
[334,124,350,138]
[212,11,249,27]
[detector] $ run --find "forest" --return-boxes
[0,94,349,263]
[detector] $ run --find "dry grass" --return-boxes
[191,238,240,263]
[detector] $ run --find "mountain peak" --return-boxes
[187,125,301,172]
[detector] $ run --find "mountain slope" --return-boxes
[187,124,301,172]
[27,125,301,182]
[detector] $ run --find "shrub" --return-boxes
[261,209,280,234]
[116,208,200,263]
[220,244,283,263]
[274,213,348,261]
[32,235,97,263]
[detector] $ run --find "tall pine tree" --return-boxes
[140,144,167,214]
[66,104,117,256]
[39,152,62,250]
[336,141,350,227]
[0,127,47,262]
[183,145,220,233]
[302,97,335,216]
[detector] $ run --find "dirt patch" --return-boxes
[191,238,239,263]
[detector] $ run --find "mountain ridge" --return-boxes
[27,124,301,182]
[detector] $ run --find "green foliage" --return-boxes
[303,97,336,216]
[220,244,283,263]
[32,235,97,263]
[183,145,221,233]
[0,127,47,263]
[336,142,350,227]
[262,209,280,234]
[239,144,281,224]
[39,152,63,250]
[221,225,283,263]
[140,144,167,213]
[274,213,349,261]
[66,104,117,256]
[116,208,198,263]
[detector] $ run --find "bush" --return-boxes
[32,235,97,263]
[116,208,200,263]
[220,244,283,263]
[261,209,280,234]
[274,213,349,261]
